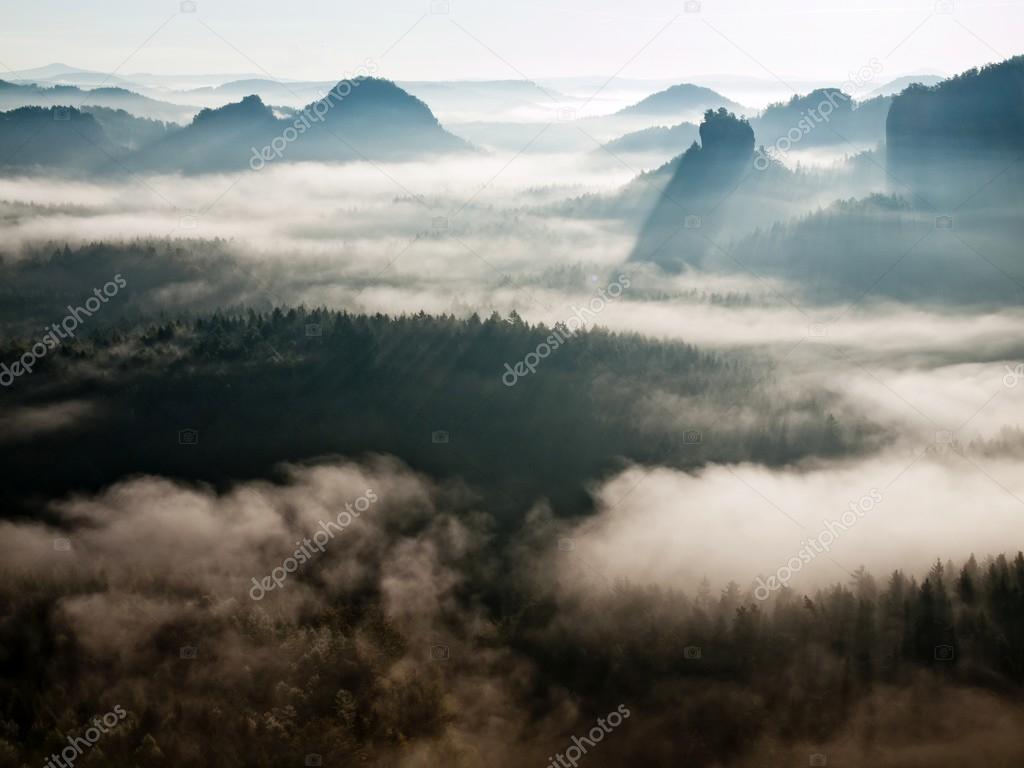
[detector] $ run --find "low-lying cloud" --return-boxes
[556,447,1024,596]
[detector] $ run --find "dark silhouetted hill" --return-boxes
[631,108,755,269]
[724,193,1024,303]
[887,55,1024,207]
[752,89,890,148]
[283,77,470,163]
[122,78,469,174]
[122,94,280,173]
[0,106,121,171]
[82,106,179,151]
[0,77,468,175]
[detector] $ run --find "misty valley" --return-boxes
[1,10,1024,768]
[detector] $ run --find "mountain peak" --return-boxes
[304,77,442,129]
[698,107,754,155]
[619,83,744,116]
[192,94,273,126]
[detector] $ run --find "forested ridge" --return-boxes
[0,307,872,521]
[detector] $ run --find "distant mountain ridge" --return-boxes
[602,121,700,157]
[0,77,470,174]
[865,74,943,99]
[0,79,198,123]
[618,83,747,117]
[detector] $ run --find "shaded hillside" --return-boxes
[0,106,121,171]
[0,286,874,521]
[82,106,179,151]
[0,79,197,122]
[887,56,1024,207]
[725,194,1024,304]
[602,121,700,159]
[122,94,282,174]
[123,78,469,174]
[631,109,756,269]
[0,78,469,175]
[282,77,470,163]
[752,89,890,148]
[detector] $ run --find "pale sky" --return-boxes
[0,0,1020,83]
